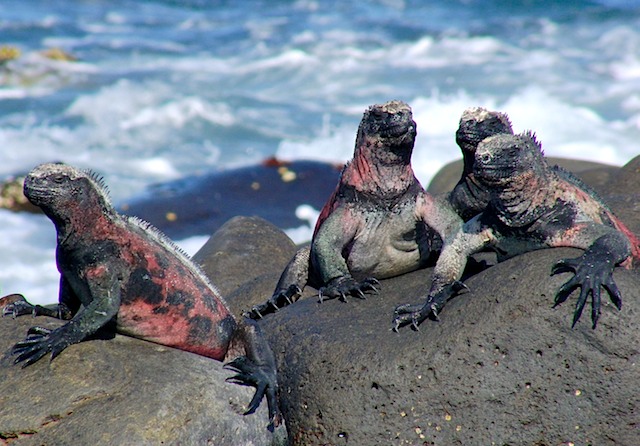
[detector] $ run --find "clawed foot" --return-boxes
[551,255,621,329]
[1,294,32,318]
[2,294,72,320]
[244,284,302,319]
[11,326,71,367]
[392,281,468,331]
[224,356,280,429]
[318,276,380,303]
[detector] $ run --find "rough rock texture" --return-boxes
[193,216,298,314]
[0,317,281,446]
[599,155,640,236]
[2,155,638,446]
[258,248,640,445]
[207,158,638,445]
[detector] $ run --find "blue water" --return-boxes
[1,0,640,303]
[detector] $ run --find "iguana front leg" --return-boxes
[311,207,378,302]
[245,246,311,319]
[551,230,631,328]
[393,216,495,330]
[11,267,122,367]
[2,277,79,320]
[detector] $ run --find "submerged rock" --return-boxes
[119,159,342,240]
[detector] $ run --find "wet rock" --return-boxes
[0,317,282,446]
[119,159,341,240]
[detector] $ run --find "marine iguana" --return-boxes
[246,100,463,319]
[449,106,514,220]
[1,163,279,427]
[394,132,640,330]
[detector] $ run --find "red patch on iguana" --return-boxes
[314,186,340,235]
[564,180,640,266]
[610,216,640,267]
[101,222,235,360]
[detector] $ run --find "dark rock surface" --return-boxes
[194,154,639,445]
[1,155,637,446]
[257,248,640,445]
[0,317,282,446]
[119,159,341,240]
[193,216,298,314]
[598,155,640,236]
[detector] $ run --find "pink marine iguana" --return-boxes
[246,100,463,319]
[394,131,640,330]
[1,163,279,427]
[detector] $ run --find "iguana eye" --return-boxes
[371,109,388,120]
[51,174,66,184]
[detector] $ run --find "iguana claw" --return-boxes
[245,284,302,319]
[551,254,621,329]
[224,356,280,430]
[317,276,380,303]
[392,281,467,331]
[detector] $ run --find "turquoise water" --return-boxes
[1,0,640,303]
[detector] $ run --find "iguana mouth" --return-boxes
[23,179,49,205]
[381,121,412,138]
[474,165,512,186]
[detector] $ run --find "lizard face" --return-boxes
[473,133,541,187]
[24,163,110,216]
[455,107,513,155]
[361,100,416,145]
[356,100,417,166]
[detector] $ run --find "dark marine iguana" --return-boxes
[246,100,463,319]
[449,106,514,220]
[394,131,640,330]
[0,163,279,427]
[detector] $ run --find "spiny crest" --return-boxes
[83,168,113,206]
[520,130,544,156]
[125,214,223,299]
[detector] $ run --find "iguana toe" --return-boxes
[245,285,302,319]
[224,356,280,429]
[317,276,380,303]
[551,254,621,329]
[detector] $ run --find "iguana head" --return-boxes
[456,107,513,168]
[354,100,417,166]
[24,162,112,222]
[473,131,546,187]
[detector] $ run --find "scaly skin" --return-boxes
[1,163,279,427]
[246,100,463,319]
[394,132,640,330]
[449,107,513,221]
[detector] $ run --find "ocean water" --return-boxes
[1,0,640,305]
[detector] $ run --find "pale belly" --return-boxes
[346,212,426,279]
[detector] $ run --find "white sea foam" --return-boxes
[0,211,59,305]
[2,0,640,309]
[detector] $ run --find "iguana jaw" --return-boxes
[344,100,418,196]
